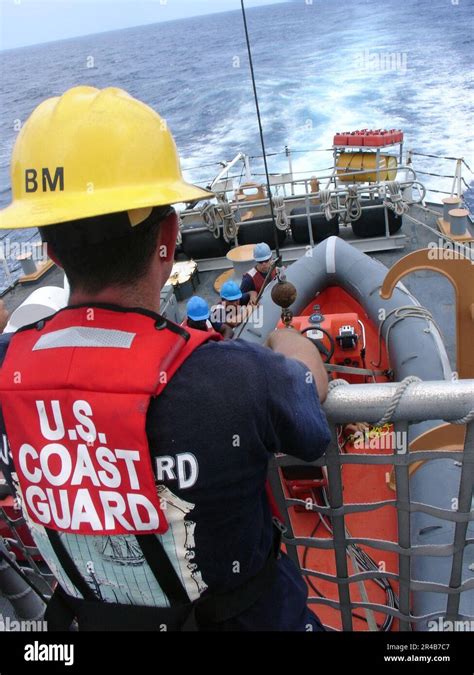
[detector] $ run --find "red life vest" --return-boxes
[0,305,221,537]
[244,267,277,295]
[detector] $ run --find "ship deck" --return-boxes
[0,200,473,625]
[0,202,461,370]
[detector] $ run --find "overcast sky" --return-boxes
[0,0,288,50]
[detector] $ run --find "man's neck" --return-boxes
[69,285,161,314]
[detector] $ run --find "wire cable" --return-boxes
[240,0,280,259]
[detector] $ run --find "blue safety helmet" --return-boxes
[186,296,210,321]
[254,242,272,262]
[220,280,242,301]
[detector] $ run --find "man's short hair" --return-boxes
[40,206,172,294]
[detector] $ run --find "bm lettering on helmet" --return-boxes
[25,167,64,193]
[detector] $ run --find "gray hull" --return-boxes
[239,236,472,629]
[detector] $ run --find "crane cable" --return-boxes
[240,0,281,260]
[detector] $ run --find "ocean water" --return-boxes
[0,0,473,290]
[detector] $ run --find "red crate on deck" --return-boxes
[334,132,348,145]
[336,128,403,148]
[364,131,385,147]
[348,131,363,146]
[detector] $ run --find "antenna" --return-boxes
[240,0,281,259]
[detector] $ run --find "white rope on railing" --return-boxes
[328,376,419,426]
[320,189,339,222]
[272,195,290,231]
[217,199,239,243]
[176,213,184,246]
[201,202,223,239]
[328,376,474,426]
[328,378,349,392]
[341,185,362,224]
[383,181,410,216]
[375,376,421,425]
[452,409,474,425]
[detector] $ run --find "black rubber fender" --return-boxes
[181,225,232,259]
[236,219,287,247]
[351,198,402,238]
[290,206,339,244]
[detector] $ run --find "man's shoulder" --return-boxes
[193,338,272,364]
[157,339,277,410]
[189,337,306,381]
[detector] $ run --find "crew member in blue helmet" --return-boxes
[240,242,277,303]
[186,295,233,339]
[211,281,253,333]
[185,296,213,332]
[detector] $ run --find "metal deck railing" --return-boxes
[268,379,474,631]
[177,147,473,273]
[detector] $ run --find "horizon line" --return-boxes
[0,1,289,53]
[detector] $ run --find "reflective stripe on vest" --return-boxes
[0,305,221,537]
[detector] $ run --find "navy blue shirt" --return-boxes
[0,328,330,630]
[240,273,258,306]
[241,271,260,295]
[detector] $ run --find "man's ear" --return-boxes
[44,243,63,269]
[157,211,178,263]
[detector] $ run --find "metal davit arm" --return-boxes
[380,247,474,379]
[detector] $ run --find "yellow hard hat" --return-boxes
[0,86,213,230]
